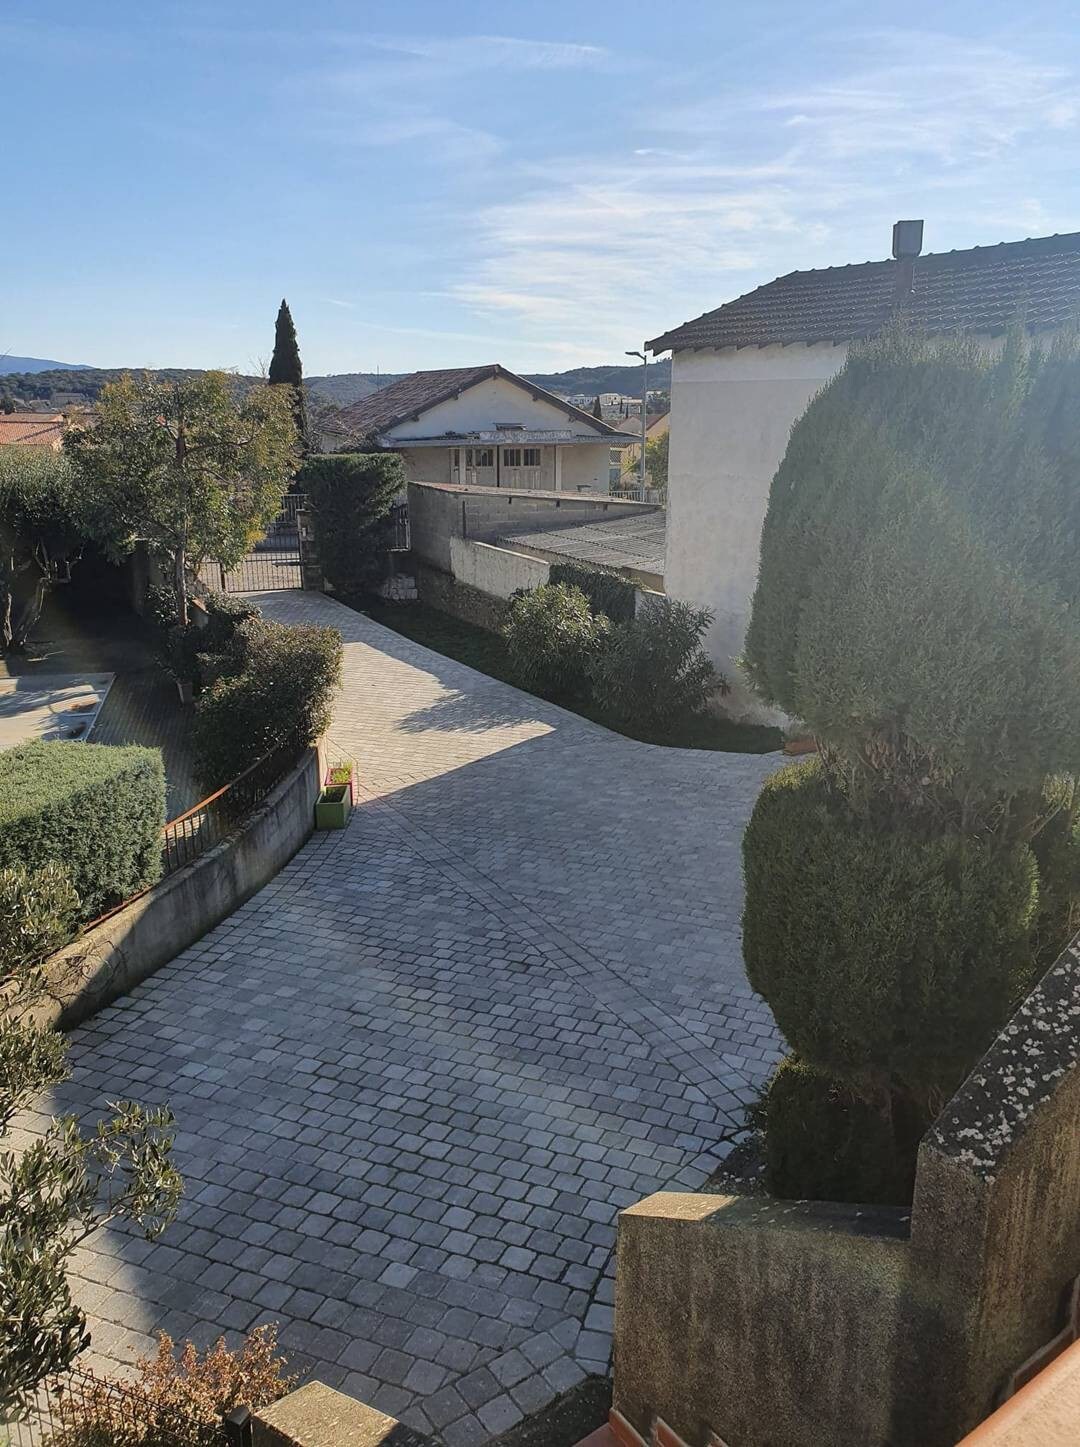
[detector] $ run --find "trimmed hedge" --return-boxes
[297,452,405,595]
[743,329,1080,806]
[0,742,165,918]
[761,1056,915,1206]
[193,617,342,789]
[743,760,1038,1105]
[548,561,636,623]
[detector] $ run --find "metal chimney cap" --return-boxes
[892,219,924,260]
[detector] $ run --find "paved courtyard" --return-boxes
[27,592,782,1445]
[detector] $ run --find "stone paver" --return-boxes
[23,592,782,1441]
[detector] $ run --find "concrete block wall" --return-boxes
[408,480,660,573]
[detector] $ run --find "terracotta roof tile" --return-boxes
[0,414,66,448]
[648,231,1080,353]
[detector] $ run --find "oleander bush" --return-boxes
[592,595,718,733]
[549,561,637,622]
[297,452,405,595]
[741,327,1080,1203]
[503,583,610,701]
[0,742,165,918]
[193,617,342,788]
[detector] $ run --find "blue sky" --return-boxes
[3,0,1079,374]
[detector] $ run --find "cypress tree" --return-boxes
[592,395,603,420]
[268,298,308,448]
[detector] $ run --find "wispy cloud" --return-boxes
[450,28,1080,359]
[362,34,613,72]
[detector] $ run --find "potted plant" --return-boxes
[326,760,356,805]
[315,783,351,829]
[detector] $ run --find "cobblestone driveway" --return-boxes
[30,593,782,1444]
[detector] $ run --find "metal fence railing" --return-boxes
[388,502,410,551]
[160,742,301,876]
[4,1363,236,1447]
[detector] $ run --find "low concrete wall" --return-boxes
[408,479,660,573]
[616,1195,912,1447]
[448,535,550,600]
[32,745,322,1032]
[613,933,1080,1447]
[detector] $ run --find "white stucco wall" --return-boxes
[449,536,550,599]
[398,446,451,484]
[387,375,605,441]
[664,343,847,717]
[558,442,615,493]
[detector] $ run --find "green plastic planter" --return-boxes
[315,784,351,830]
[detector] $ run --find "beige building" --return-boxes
[326,364,635,493]
[649,223,1080,717]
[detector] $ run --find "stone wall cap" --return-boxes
[253,1381,431,1447]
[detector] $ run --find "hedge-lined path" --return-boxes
[25,591,782,1445]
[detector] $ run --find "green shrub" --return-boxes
[297,452,405,595]
[548,562,636,622]
[592,596,718,733]
[743,328,1080,809]
[193,618,342,788]
[740,328,1080,1204]
[743,760,1038,1107]
[0,743,165,917]
[503,583,610,700]
[761,1056,914,1206]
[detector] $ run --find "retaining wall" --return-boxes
[29,744,323,1032]
[614,933,1080,1447]
[448,536,550,600]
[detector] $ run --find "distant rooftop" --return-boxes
[334,364,630,439]
[0,413,66,448]
[649,230,1080,353]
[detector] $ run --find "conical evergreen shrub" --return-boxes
[741,326,1080,1202]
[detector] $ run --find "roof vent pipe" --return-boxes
[892,218,924,308]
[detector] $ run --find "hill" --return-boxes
[0,354,93,375]
[0,360,673,412]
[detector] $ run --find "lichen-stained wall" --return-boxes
[613,933,1080,1447]
[910,936,1080,1443]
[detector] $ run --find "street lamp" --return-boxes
[626,347,648,494]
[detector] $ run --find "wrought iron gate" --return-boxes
[215,494,306,593]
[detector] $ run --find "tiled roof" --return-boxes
[648,231,1080,353]
[0,413,66,448]
[333,364,628,438]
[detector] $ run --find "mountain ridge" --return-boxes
[0,359,671,411]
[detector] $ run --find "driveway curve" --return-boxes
[32,593,782,1445]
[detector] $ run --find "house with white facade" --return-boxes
[648,222,1080,717]
[328,364,635,493]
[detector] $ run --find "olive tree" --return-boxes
[0,449,98,655]
[66,372,299,626]
[0,865,182,1420]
